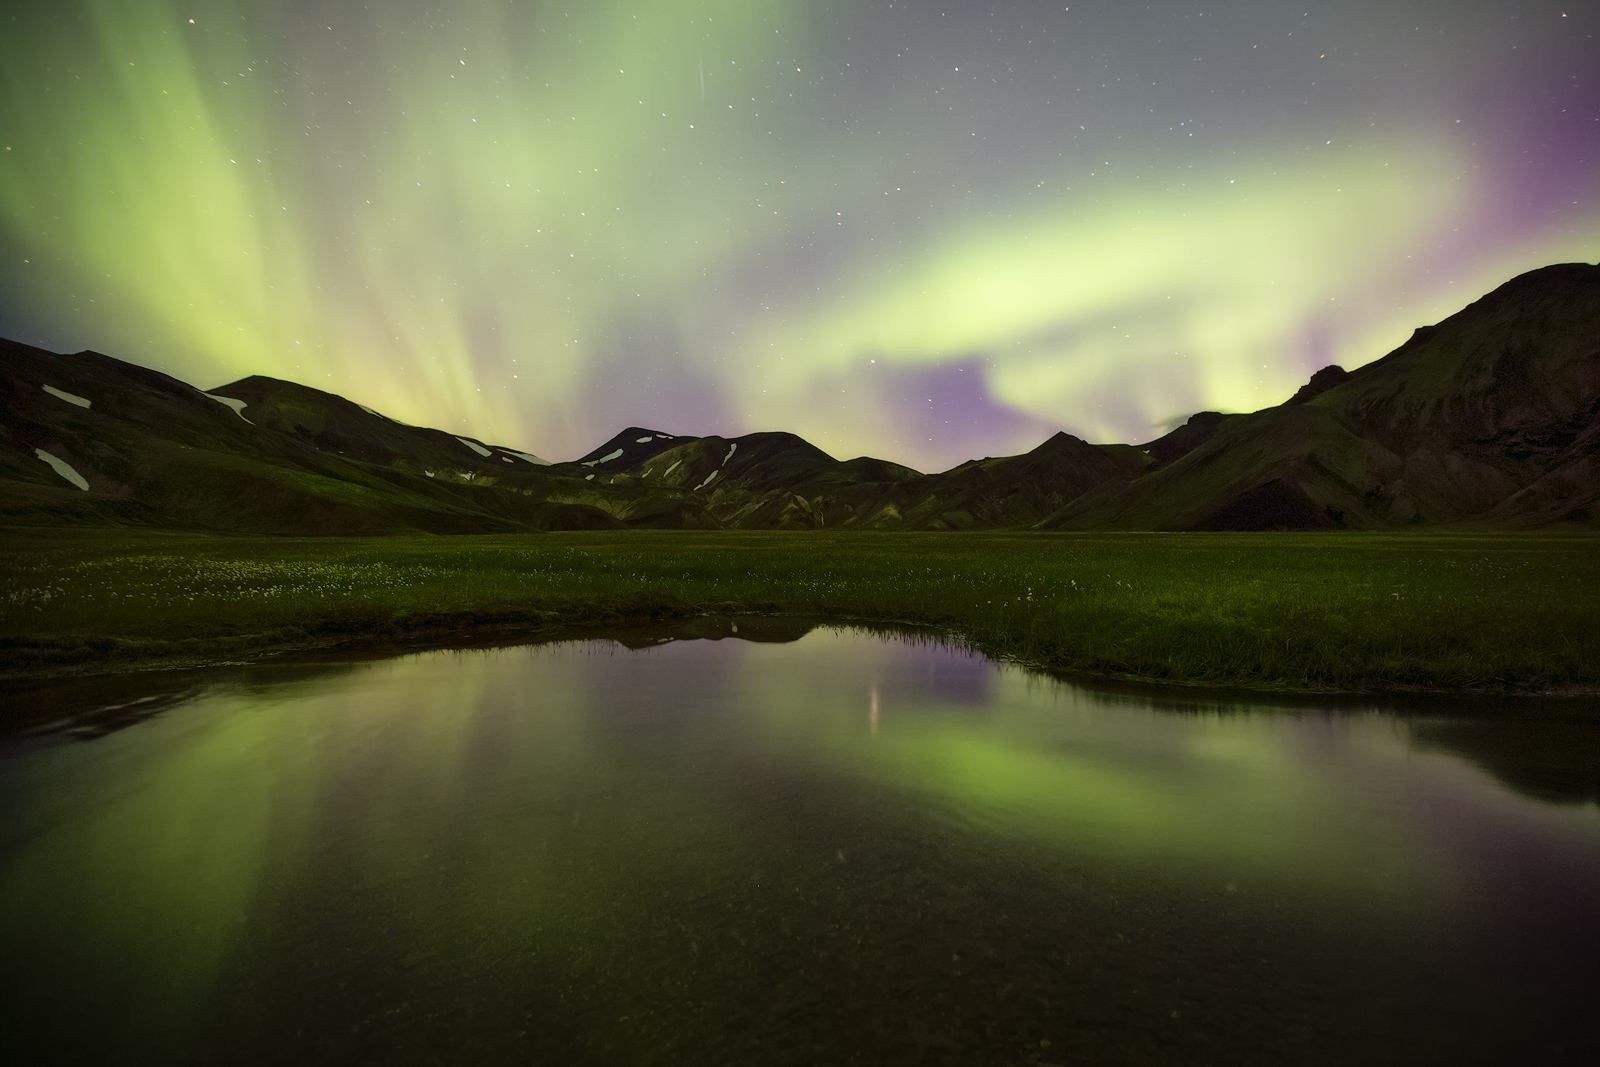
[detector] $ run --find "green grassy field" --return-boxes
[2,528,1597,695]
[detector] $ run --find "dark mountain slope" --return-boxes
[1041,263,1600,530]
[1044,404,1399,531]
[210,375,554,476]
[630,432,840,493]
[1310,262,1600,526]
[1325,264,1600,454]
[1139,411,1241,469]
[565,431,923,530]
[568,427,1136,532]
[891,432,1148,530]
[573,427,687,471]
[0,343,618,534]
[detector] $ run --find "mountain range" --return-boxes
[3,263,1597,534]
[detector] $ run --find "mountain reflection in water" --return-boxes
[2,625,1597,1066]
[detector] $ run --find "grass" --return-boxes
[2,528,1598,695]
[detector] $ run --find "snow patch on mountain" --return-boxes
[723,443,737,465]
[502,450,552,466]
[694,470,719,491]
[205,393,253,423]
[456,437,492,457]
[41,384,91,408]
[35,449,89,490]
[636,436,654,443]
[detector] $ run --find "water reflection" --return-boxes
[2,626,1597,1065]
[1411,719,1600,807]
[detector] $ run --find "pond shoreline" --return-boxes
[6,603,1598,701]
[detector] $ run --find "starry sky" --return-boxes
[1,1,1595,469]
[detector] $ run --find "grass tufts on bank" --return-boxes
[2,529,1597,695]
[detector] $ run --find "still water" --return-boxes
[2,620,1598,1066]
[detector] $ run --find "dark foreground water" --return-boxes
[3,621,1599,1066]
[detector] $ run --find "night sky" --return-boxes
[2,1,1595,469]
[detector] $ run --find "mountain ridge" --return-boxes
[3,263,1596,534]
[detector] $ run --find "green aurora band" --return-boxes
[2,0,1596,466]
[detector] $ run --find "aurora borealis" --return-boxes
[1,1,1595,469]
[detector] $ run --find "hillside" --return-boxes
[1038,262,1600,531]
[0,343,618,535]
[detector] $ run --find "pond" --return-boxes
[2,620,1598,1065]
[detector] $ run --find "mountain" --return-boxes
[0,343,621,534]
[1038,262,1600,530]
[0,343,925,534]
[573,427,691,471]
[3,263,1596,534]
[549,431,924,530]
